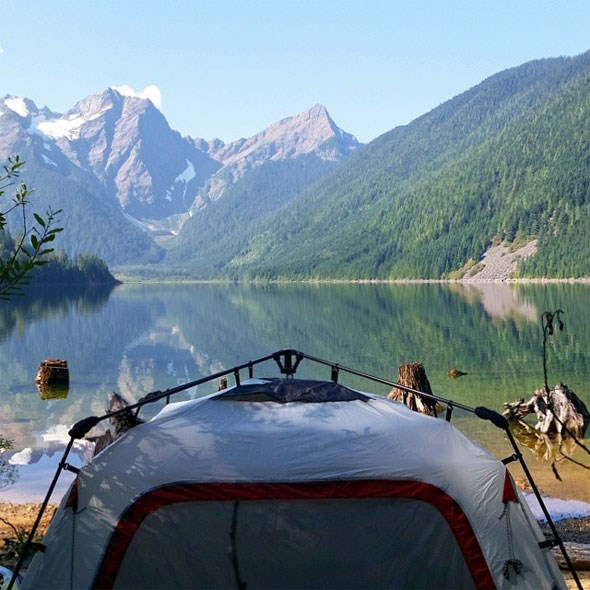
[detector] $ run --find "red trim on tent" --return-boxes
[65,478,78,511]
[92,479,496,590]
[502,470,519,503]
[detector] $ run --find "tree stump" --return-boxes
[388,362,438,416]
[503,383,589,439]
[35,359,69,386]
[88,392,144,456]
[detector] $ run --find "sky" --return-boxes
[1,0,589,143]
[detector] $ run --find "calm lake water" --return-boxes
[0,282,588,504]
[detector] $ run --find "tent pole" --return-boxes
[7,437,75,590]
[504,428,583,590]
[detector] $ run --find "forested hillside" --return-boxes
[6,158,164,266]
[163,51,590,279]
[165,155,341,275]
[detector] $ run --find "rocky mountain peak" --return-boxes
[211,103,360,167]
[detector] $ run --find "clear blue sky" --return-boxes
[1,0,589,143]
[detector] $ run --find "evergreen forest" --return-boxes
[163,51,590,279]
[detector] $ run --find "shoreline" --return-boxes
[112,276,590,285]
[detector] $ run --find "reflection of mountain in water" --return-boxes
[453,283,538,323]
[2,282,590,502]
[117,343,201,402]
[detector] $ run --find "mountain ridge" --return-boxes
[2,50,590,278]
[0,89,360,264]
[166,50,590,279]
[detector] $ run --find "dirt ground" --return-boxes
[0,503,588,588]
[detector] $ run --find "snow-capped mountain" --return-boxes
[1,89,221,219]
[0,89,360,264]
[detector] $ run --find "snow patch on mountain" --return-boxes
[122,211,151,233]
[4,97,29,117]
[176,160,196,185]
[41,154,57,167]
[32,108,108,140]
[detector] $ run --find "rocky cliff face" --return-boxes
[0,91,359,222]
[0,90,360,265]
[6,89,221,219]
[200,104,360,201]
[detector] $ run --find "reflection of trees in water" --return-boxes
[0,460,18,490]
[0,285,115,343]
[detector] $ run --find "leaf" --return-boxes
[33,213,46,228]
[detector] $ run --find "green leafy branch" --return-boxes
[0,516,43,561]
[0,156,63,299]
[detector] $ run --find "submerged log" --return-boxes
[503,383,589,439]
[35,359,69,386]
[388,362,438,416]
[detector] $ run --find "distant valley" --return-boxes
[2,49,590,279]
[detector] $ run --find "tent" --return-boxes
[22,377,566,589]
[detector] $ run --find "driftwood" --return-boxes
[88,393,144,456]
[35,359,69,386]
[388,362,438,416]
[503,384,589,439]
[553,542,590,571]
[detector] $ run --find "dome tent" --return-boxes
[19,351,569,589]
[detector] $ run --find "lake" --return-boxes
[0,282,589,505]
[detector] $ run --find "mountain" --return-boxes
[165,105,360,274]
[0,95,165,265]
[3,50,590,280]
[167,50,590,279]
[200,103,358,201]
[39,88,221,220]
[0,91,359,266]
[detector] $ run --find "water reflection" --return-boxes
[36,384,69,400]
[0,282,588,502]
[509,423,582,465]
[454,282,538,322]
